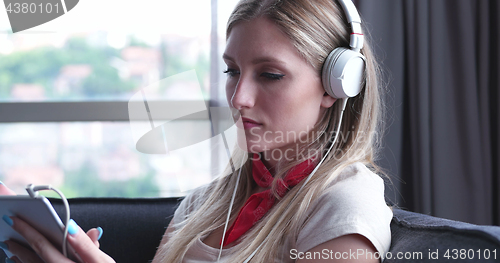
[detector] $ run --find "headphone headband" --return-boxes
[338,0,364,52]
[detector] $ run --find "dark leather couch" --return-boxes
[1,197,500,262]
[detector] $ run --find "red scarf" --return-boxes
[221,153,317,246]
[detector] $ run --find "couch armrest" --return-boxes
[387,208,500,262]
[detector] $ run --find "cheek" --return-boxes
[276,88,324,131]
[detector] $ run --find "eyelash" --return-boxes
[260,72,285,80]
[223,69,285,81]
[223,69,239,77]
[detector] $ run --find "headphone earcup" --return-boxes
[322,47,366,99]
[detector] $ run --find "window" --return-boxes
[0,0,240,197]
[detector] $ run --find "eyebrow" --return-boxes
[222,53,286,65]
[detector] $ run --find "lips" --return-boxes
[240,117,262,129]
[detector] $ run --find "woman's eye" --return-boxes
[261,72,285,80]
[223,69,239,77]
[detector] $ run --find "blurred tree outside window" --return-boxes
[0,0,240,197]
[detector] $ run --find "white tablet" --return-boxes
[0,195,81,262]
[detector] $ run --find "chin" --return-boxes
[235,136,264,154]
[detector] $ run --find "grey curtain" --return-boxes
[356,0,500,225]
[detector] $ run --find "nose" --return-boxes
[228,75,256,110]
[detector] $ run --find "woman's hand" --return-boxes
[0,182,115,263]
[3,216,115,263]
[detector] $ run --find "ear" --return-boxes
[321,92,336,108]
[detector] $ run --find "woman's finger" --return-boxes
[3,240,44,263]
[86,227,102,248]
[0,182,16,195]
[66,220,115,263]
[9,216,72,263]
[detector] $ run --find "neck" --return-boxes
[259,144,310,177]
[260,157,277,175]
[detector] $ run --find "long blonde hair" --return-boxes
[156,0,384,261]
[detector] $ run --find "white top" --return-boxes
[172,162,393,262]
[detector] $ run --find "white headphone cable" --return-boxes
[26,184,71,258]
[242,98,349,262]
[217,154,247,262]
[293,98,348,196]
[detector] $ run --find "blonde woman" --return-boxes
[0,0,392,262]
[153,0,392,262]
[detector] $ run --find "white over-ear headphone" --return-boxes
[322,0,365,99]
